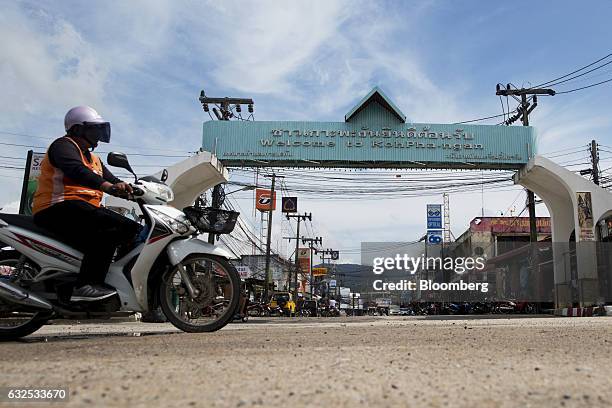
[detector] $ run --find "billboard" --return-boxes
[297,248,310,274]
[426,204,442,229]
[427,204,443,245]
[312,267,327,276]
[202,121,536,169]
[255,188,276,212]
[577,192,595,241]
[19,151,45,215]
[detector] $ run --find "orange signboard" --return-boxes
[297,248,310,274]
[312,267,327,276]
[255,189,276,212]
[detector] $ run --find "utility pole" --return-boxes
[496,84,556,243]
[199,90,254,121]
[263,174,282,301]
[285,213,312,301]
[590,140,600,185]
[199,90,254,244]
[207,185,224,244]
[302,236,323,297]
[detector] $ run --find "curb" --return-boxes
[553,305,612,317]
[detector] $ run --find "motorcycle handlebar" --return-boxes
[109,184,144,199]
[131,186,145,196]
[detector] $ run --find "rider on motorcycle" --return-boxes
[32,106,139,301]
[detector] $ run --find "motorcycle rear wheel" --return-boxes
[159,254,240,333]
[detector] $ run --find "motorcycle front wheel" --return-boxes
[159,255,240,333]
[0,250,48,341]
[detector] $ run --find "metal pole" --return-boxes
[207,184,223,244]
[309,244,314,298]
[519,94,538,244]
[293,217,301,302]
[591,140,600,185]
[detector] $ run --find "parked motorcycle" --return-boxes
[493,300,517,314]
[263,303,284,317]
[515,301,537,314]
[471,301,492,314]
[246,302,265,317]
[0,152,241,340]
[319,306,340,317]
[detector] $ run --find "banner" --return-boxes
[297,248,310,274]
[577,192,595,241]
[19,151,45,215]
[255,188,276,212]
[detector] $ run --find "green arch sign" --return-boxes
[202,87,536,170]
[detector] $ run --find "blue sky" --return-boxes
[1,1,612,261]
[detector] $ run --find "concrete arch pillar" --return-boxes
[515,156,612,307]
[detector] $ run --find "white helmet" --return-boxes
[64,106,110,143]
[64,106,106,131]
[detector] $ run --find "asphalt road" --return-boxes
[1,316,611,407]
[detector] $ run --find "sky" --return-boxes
[1,1,612,263]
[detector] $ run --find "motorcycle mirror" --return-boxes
[107,152,137,182]
[161,169,168,183]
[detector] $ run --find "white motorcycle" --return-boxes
[0,152,241,340]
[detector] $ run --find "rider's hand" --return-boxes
[102,181,133,196]
[113,182,133,194]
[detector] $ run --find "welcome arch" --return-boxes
[201,87,612,308]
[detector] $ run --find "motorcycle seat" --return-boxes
[0,213,76,248]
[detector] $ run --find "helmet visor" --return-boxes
[82,122,111,143]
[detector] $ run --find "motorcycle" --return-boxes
[0,152,241,340]
[262,303,284,317]
[246,301,265,317]
[493,300,517,314]
[471,301,491,314]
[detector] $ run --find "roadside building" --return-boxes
[447,216,553,303]
[453,216,551,259]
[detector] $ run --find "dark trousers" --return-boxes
[34,200,140,286]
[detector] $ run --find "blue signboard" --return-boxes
[201,88,537,170]
[427,230,443,245]
[427,204,442,229]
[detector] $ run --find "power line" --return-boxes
[0,130,191,153]
[0,141,190,158]
[556,77,612,94]
[532,53,612,88]
[453,110,517,124]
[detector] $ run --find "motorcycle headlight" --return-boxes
[151,209,191,234]
[146,183,174,203]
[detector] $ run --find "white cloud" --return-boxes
[191,1,351,95]
[0,3,108,129]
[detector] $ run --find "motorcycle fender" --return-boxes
[166,238,233,266]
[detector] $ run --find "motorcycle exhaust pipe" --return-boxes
[0,280,53,311]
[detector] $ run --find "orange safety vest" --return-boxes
[32,137,104,214]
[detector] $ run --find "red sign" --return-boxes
[297,248,310,274]
[255,189,276,212]
[471,217,551,234]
